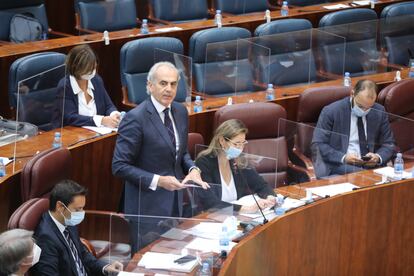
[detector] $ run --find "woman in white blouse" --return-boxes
[53,44,120,128]
[195,119,276,213]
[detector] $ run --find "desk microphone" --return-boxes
[232,160,268,225]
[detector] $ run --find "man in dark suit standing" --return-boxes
[312,79,395,177]
[31,180,123,275]
[112,62,208,252]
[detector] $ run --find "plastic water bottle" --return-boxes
[411,166,414,178]
[409,62,414,78]
[197,262,212,276]
[344,72,351,87]
[0,159,5,177]
[215,10,222,28]
[120,111,126,121]
[274,196,286,216]
[265,9,271,23]
[219,225,230,254]
[394,153,404,180]
[281,1,289,17]
[52,132,62,149]
[266,83,275,101]
[194,96,203,113]
[141,19,149,34]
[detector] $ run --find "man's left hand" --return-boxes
[104,261,123,275]
[181,169,210,189]
[363,152,380,168]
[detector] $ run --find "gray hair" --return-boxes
[0,229,34,274]
[146,61,180,95]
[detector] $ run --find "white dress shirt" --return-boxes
[149,96,180,191]
[219,168,237,203]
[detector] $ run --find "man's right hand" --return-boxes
[157,176,185,191]
[344,153,364,166]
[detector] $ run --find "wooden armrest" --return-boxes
[148,16,170,26]
[75,26,99,34]
[122,87,138,110]
[0,40,12,45]
[292,147,316,181]
[288,162,313,182]
[317,70,343,80]
[48,29,72,38]
[80,238,97,257]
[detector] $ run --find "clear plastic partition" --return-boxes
[242,29,345,95]
[277,118,383,201]
[235,38,270,99]
[368,108,414,183]
[379,14,414,67]
[318,19,382,77]
[11,64,67,173]
[199,40,243,97]
[76,0,138,34]
[154,49,192,104]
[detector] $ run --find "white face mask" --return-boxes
[80,69,96,80]
[31,243,41,266]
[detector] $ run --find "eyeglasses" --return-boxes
[225,137,248,147]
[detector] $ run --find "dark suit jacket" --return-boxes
[112,98,194,217]
[195,154,275,211]
[53,74,117,128]
[31,213,106,276]
[312,97,395,175]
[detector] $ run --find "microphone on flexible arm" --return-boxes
[231,159,268,225]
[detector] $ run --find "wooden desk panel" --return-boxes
[0,0,406,117]
[220,179,414,275]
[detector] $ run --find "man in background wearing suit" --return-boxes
[112,62,209,252]
[312,79,395,176]
[32,180,123,275]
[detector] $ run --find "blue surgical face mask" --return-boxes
[352,98,371,117]
[61,203,85,226]
[225,146,242,160]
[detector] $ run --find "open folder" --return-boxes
[138,252,198,273]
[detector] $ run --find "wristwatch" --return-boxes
[189,166,202,174]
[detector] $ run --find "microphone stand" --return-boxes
[232,160,268,225]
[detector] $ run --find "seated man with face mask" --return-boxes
[312,79,395,176]
[31,180,123,276]
[195,119,276,213]
[0,229,41,276]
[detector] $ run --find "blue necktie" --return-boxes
[163,108,176,149]
[64,229,87,276]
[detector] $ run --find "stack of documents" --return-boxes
[374,166,412,180]
[185,237,236,253]
[323,4,349,10]
[184,222,242,240]
[138,252,198,273]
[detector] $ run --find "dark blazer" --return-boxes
[195,154,275,211]
[31,213,106,276]
[112,98,194,217]
[312,97,395,175]
[53,74,117,128]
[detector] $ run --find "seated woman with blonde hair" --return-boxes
[195,119,276,213]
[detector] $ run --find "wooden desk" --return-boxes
[0,0,406,117]
[0,127,123,231]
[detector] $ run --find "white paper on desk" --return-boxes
[161,228,189,240]
[184,222,242,240]
[0,157,12,166]
[155,27,183,33]
[82,126,116,135]
[308,183,359,197]
[323,4,349,10]
[234,194,273,218]
[374,166,412,179]
[138,252,198,273]
[353,0,370,5]
[282,197,306,211]
[185,237,236,253]
[118,272,144,276]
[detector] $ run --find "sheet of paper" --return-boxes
[323,4,349,10]
[353,0,370,5]
[155,27,183,33]
[282,197,306,210]
[138,252,198,273]
[184,222,242,240]
[185,237,236,253]
[232,194,261,206]
[374,166,412,179]
[0,157,12,166]
[308,183,359,197]
[118,272,144,276]
[238,208,273,219]
[82,126,116,135]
